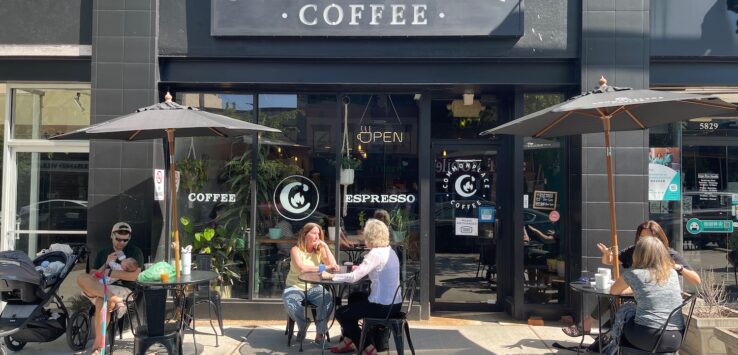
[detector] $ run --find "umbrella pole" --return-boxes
[167,129,181,280]
[601,116,620,280]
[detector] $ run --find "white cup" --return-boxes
[597,267,612,281]
[182,253,192,275]
[595,273,609,290]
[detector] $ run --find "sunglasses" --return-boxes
[114,237,130,243]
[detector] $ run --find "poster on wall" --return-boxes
[648,147,681,201]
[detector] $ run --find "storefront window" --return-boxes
[522,93,566,304]
[175,93,255,299]
[649,97,738,294]
[12,88,90,139]
[431,95,499,139]
[342,94,420,281]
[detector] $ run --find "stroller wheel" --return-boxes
[4,335,26,351]
[67,310,91,351]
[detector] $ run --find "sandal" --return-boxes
[315,333,326,344]
[561,324,589,337]
[362,344,377,355]
[330,339,355,353]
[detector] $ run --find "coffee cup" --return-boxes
[595,273,609,290]
[597,267,612,281]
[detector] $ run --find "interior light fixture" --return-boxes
[357,144,362,151]
[442,149,447,157]
[413,93,422,101]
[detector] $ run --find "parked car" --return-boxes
[16,199,88,231]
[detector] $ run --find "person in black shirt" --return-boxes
[77,222,143,355]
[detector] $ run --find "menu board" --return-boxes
[533,190,557,210]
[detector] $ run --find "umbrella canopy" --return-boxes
[481,77,736,279]
[52,93,281,279]
[54,100,280,141]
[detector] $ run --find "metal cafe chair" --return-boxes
[183,254,223,345]
[357,271,419,355]
[617,294,697,355]
[125,287,183,355]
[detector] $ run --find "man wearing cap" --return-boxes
[76,222,144,355]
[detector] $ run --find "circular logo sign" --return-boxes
[273,175,319,221]
[686,218,702,235]
[549,210,560,222]
[442,159,491,210]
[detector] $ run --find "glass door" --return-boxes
[432,145,499,310]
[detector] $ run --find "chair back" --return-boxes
[384,271,419,320]
[631,293,697,353]
[126,287,168,337]
[276,256,291,289]
[196,254,212,271]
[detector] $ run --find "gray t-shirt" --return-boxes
[623,268,684,330]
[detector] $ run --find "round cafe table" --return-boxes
[555,281,631,354]
[297,271,351,353]
[136,270,219,354]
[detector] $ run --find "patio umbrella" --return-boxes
[480,77,736,279]
[52,93,281,279]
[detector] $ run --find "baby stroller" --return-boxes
[0,244,89,351]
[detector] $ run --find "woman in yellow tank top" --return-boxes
[283,222,340,344]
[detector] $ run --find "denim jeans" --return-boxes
[603,302,636,355]
[282,285,333,334]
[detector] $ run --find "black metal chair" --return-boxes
[618,294,697,355]
[126,287,183,355]
[183,254,222,346]
[357,271,419,355]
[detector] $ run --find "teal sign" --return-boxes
[686,218,734,234]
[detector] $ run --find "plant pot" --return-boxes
[392,230,407,242]
[682,307,738,355]
[214,285,232,299]
[556,260,565,278]
[340,169,355,185]
[715,328,738,355]
[268,228,281,240]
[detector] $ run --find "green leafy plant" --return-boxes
[358,211,367,229]
[340,155,363,170]
[390,208,408,234]
[194,225,242,287]
[178,158,207,193]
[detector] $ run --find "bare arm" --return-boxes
[110,267,141,281]
[675,264,701,285]
[610,276,632,295]
[319,241,339,271]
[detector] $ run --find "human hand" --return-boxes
[320,271,333,280]
[106,252,119,264]
[596,243,611,256]
[328,264,340,272]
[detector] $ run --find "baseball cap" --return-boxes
[111,222,132,235]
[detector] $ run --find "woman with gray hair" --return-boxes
[320,219,401,355]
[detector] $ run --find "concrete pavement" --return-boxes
[3,312,586,354]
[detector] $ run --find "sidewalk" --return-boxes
[6,312,584,354]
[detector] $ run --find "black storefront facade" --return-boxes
[1,0,736,322]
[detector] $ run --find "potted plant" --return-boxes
[178,158,207,192]
[682,269,738,355]
[390,208,408,242]
[714,328,738,355]
[340,155,362,185]
[193,226,242,299]
[357,211,367,234]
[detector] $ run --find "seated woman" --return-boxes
[562,220,700,337]
[320,219,401,355]
[604,236,686,354]
[282,222,340,344]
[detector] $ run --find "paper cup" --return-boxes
[182,253,192,275]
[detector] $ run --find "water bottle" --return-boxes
[318,263,325,273]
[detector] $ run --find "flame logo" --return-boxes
[454,174,477,198]
[290,192,306,208]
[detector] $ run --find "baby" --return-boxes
[98,257,139,284]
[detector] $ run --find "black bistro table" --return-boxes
[136,270,219,354]
[297,271,353,353]
[563,281,629,354]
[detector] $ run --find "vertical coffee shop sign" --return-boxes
[211,0,523,37]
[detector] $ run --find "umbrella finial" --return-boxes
[598,76,608,88]
[164,92,173,103]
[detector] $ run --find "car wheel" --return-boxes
[4,336,26,352]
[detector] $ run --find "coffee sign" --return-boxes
[212,0,523,37]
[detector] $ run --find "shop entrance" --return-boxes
[431,144,501,310]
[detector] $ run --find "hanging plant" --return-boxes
[178,158,207,193]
